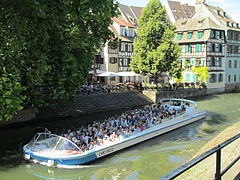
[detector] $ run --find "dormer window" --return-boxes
[187,32,192,39]
[120,27,125,36]
[177,33,183,40]
[198,31,203,39]
[128,29,134,37]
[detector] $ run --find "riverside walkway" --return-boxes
[175,122,240,180]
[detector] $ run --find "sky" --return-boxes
[116,0,240,23]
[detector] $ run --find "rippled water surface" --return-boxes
[0,93,239,180]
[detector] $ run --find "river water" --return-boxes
[0,93,239,180]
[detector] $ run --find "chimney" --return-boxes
[196,0,205,5]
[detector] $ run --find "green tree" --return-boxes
[130,0,181,83]
[192,66,209,83]
[0,0,118,120]
[0,71,26,121]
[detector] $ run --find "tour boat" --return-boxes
[23,99,206,166]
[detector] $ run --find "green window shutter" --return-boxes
[186,45,189,52]
[200,58,205,66]
[198,32,203,39]
[219,44,222,52]
[187,32,192,39]
[221,31,224,39]
[210,30,214,38]
[185,73,191,82]
[177,33,182,40]
[193,74,197,82]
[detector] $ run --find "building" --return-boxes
[165,0,195,24]
[193,0,240,90]
[118,4,142,26]
[175,17,226,89]
[93,4,143,84]
[173,0,240,90]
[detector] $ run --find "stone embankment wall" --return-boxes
[1,86,238,126]
[35,91,152,121]
[0,109,36,126]
[1,91,151,126]
[143,88,225,103]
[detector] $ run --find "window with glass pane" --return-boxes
[234,74,237,82]
[185,73,191,82]
[187,32,192,39]
[211,57,215,66]
[229,60,232,68]
[218,74,223,82]
[228,75,231,82]
[234,60,237,68]
[190,58,196,66]
[198,32,203,39]
[110,77,116,81]
[196,44,202,52]
[219,58,222,67]
[210,74,217,83]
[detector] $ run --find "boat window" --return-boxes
[27,133,81,155]
[53,138,81,155]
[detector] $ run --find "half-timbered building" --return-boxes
[175,17,226,89]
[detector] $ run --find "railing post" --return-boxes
[215,148,221,180]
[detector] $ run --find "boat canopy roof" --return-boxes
[27,133,81,155]
[159,98,197,107]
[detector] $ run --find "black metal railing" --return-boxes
[159,133,240,180]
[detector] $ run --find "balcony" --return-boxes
[118,67,131,72]
[208,66,224,71]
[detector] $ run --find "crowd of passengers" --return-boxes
[61,102,187,153]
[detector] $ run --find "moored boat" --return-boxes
[23,98,206,166]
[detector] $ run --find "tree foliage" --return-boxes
[0,71,26,121]
[0,0,118,120]
[192,66,209,83]
[130,0,182,81]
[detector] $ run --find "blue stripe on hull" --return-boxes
[25,151,98,165]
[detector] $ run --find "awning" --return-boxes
[117,71,140,76]
[97,72,120,77]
